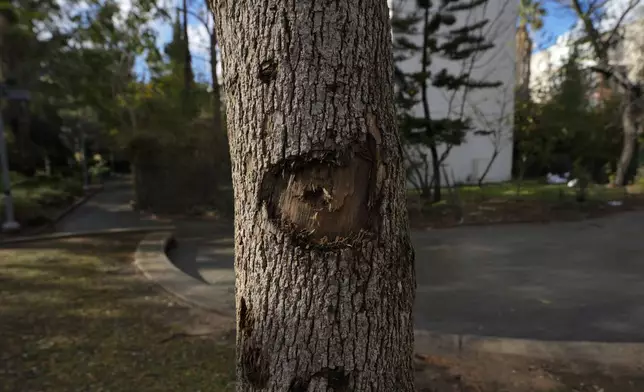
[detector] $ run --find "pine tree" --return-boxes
[392,0,501,202]
[164,9,186,71]
[163,7,194,113]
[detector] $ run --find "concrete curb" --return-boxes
[134,232,235,316]
[0,226,176,246]
[414,329,644,373]
[133,232,644,372]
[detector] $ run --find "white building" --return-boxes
[390,0,517,185]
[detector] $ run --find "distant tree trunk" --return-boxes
[209,28,223,130]
[614,101,641,186]
[429,144,442,203]
[182,0,192,104]
[211,0,416,391]
[478,149,500,187]
[515,24,532,103]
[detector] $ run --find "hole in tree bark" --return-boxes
[289,367,350,392]
[326,367,350,391]
[302,187,324,202]
[288,377,308,392]
[258,59,278,83]
[239,297,253,337]
[242,344,270,388]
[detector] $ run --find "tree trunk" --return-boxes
[429,144,442,203]
[614,104,640,186]
[211,1,416,391]
[515,24,532,103]
[478,150,499,187]
[182,0,193,106]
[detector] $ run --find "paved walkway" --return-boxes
[59,181,644,343]
[173,212,644,343]
[55,179,232,282]
[56,180,170,232]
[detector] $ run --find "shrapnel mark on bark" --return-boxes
[241,343,270,388]
[260,111,274,138]
[239,297,253,337]
[288,367,351,392]
[258,137,383,249]
[258,58,279,83]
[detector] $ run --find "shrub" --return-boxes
[1,193,48,225]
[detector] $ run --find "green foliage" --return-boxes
[518,0,546,30]
[0,175,83,224]
[514,48,622,186]
[2,0,223,176]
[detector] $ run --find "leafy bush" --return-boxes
[0,176,84,225]
[29,186,73,207]
[1,193,47,225]
[514,47,622,184]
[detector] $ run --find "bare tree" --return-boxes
[181,0,193,103]
[591,64,643,185]
[180,2,223,130]
[554,0,642,186]
[469,83,514,186]
[210,1,416,391]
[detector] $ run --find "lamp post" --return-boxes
[0,103,18,231]
[80,126,90,191]
[0,3,21,232]
[0,87,30,232]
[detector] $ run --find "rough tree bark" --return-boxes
[614,97,642,186]
[210,0,416,391]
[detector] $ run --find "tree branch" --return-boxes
[176,6,212,34]
[605,0,641,49]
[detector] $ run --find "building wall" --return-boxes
[391,0,517,185]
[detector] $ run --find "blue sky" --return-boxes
[538,2,578,49]
[135,6,214,83]
[535,0,644,49]
[168,2,582,82]
[136,0,642,82]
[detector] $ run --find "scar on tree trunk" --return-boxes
[259,116,385,249]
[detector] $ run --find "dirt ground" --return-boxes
[414,352,644,392]
[408,195,644,229]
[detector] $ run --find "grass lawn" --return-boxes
[408,179,644,228]
[456,180,631,201]
[0,235,235,392]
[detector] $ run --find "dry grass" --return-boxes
[408,181,644,229]
[0,234,235,392]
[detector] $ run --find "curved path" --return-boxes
[56,180,644,343]
[169,211,644,343]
